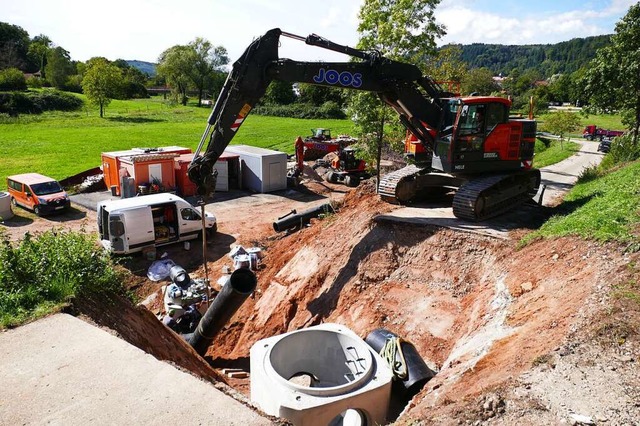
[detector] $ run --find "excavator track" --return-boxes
[452,169,541,221]
[377,165,423,204]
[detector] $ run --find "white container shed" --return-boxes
[223,145,287,193]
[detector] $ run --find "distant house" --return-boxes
[23,71,42,79]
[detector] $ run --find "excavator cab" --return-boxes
[311,128,331,140]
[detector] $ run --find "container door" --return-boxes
[268,161,285,192]
[149,164,162,185]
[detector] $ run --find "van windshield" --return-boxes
[31,181,63,196]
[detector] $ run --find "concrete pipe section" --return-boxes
[250,323,393,426]
[0,192,13,220]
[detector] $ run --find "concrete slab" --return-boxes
[0,314,272,425]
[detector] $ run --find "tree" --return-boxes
[113,59,149,99]
[45,47,75,89]
[423,44,467,85]
[357,0,444,65]
[462,67,499,96]
[352,0,445,185]
[82,57,124,118]
[264,80,297,105]
[187,38,228,106]
[297,83,346,108]
[157,45,194,105]
[27,34,52,77]
[543,111,581,148]
[0,22,30,70]
[582,3,640,145]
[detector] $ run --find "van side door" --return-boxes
[110,206,154,253]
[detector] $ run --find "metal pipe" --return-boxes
[189,268,257,356]
[272,203,334,232]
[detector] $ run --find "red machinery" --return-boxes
[188,28,540,221]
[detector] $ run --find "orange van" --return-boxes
[6,173,70,216]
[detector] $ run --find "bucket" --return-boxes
[247,247,264,259]
[169,265,190,286]
[234,254,251,270]
[249,253,260,270]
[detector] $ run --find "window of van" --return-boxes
[30,181,63,196]
[7,179,22,191]
[181,208,201,221]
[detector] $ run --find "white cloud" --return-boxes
[435,2,626,46]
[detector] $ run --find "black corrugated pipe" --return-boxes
[189,268,257,356]
[365,328,435,398]
[272,203,335,232]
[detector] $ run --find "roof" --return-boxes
[224,145,287,158]
[7,173,58,184]
[97,193,188,211]
[102,146,191,158]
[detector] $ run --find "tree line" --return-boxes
[459,35,612,78]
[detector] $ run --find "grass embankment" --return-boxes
[523,160,640,249]
[533,138,580,168]
[0,96,354,187]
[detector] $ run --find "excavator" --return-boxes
[188,28,541,221]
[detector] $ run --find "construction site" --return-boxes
[1,27,639,426]
[1,141,639,425]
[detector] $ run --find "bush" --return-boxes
[26,76,43,89]
[0,68,27,91]
[0,230,127,328]
[607,134,640,164]
[0,90,83,115]
[253,102,346,119]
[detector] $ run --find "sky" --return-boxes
[2,0,638,65]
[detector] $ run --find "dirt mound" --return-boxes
[199,182,639,424]
[51,179,638,425]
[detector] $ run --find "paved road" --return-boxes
[376,140,604,239]
[0,315,273,425]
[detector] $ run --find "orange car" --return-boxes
[6,173,70,216]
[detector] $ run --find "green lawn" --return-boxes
[536,110,625,138]
[0,97,354,188]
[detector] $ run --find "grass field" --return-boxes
[0,96,354,187]
[537,108,625,138]
[1,95,626,190]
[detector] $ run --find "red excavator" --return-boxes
[321,146,370,187]
[188,28,540,221]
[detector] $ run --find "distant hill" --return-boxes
[126,60,156,77]
[458,34,612,77]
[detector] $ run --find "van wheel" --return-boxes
[34,205,41,216]
[10,197,16,208]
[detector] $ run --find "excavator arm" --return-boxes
[189,28,450,198]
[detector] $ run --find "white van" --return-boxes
[97,193,217,254]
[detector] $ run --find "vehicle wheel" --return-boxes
[345,175,360,187]
[34,205,41,216]
[325,171,335,183]
[10,197,16,208]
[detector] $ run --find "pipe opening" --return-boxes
[229,268,258,294]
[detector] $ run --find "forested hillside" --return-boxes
[458,34,611,77]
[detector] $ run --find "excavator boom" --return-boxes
[188,28,449,198]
